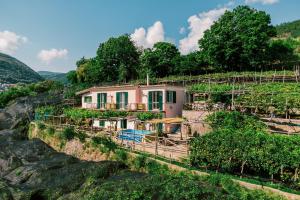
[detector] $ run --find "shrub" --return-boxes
[37,121,46,130]
[76,131,87,143]
[61,126,76,141]
[133,155,146,170]
[114,149,128,162]
[46,126,55,136]
[91,136,118,153]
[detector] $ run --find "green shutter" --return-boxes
[166,91,170,103]
[148,91,153,111]
[97,93,100,109]
[125,92,128,107]
[99,120,105,127]
[158,91,163,111]
[116,92,120,109]
[104,93,107,104]
[173,91,176,103]
[121,119,127,129]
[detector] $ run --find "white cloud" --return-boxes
[0,30,27,54]
[131,21,165,49]
[179,7,228,54]
[38,48,68,64]
[179,27,186,34]
[245,0,279,4]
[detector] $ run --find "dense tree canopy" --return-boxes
[139,42,180,78]
[199,6,276,71]
[71,5,299,85]
[96,34,140,82]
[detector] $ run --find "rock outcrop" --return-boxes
[0,94,127,199]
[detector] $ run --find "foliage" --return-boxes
[38,71,68,84]
[76,131,87,143]
[96,34,140,82]
[133,155,147,170]
[61,127,76,141]
[236,83,300,114]
[199,6,276,71]
[139,42,180,78]
[91,136,118,153]
[66,70,78,84]
[0,80,63,108]
[136,112,162,121]
[276,19,300,38]
[0,52,44,84]
[190,111,300,187]
[63,108,128,121]
[114,149,128,162]
[85,172,281,200]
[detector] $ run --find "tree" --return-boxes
[76,57,89,68]
[76,58,102,83]
[66,70,78,84]
[96,34,140,82]
[177,51,210,75]
[199,6,276,71]
[140,42,180,78]
[268,39,298,68]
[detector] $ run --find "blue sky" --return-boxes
[0,0,299,73]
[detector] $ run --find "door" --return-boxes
[97,93,107,109]
[148,91,163,111]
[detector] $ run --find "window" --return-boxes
[84,96,92,103]
[166,91,176,103]
[120,119,127,129]
[148,91,163,111]
[99,120,105,127]
[116,92,128,109]
[97,93,107,109]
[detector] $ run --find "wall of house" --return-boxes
[141,88,166,111]
[82,89,137,109]
[93,119,135,130]
[164,88,185,118]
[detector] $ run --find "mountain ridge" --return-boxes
[0,52,44,84]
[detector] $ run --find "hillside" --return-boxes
[38,71,68,83]
[0,52,44,84]
[276,19,300,38]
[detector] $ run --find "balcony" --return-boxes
[83,103,147,111]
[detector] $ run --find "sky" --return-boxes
[0,0,299,73]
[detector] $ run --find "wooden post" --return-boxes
[231,82,235,110]
[155,123,158,156]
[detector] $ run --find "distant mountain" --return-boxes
[276,19,300,38]
[0,52,44,84]
[38,71,68,83]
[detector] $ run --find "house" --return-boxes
[76,84,185,132]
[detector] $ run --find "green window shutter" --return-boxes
[124,92,128,107]
[121,119,127,129]
[99,120,105,127]
[173,91,176,103]
[97,93,100,109]
[148,91,153,111]
[116,92,120,109]
[166,91,170,103]
[103,93,107,104]
[158,91,163,111]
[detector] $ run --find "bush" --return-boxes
[133,155,147,170]
[76,131,87,143]
[61,127,76,141]
[91,136,118,153]
[114,149,128,162]
[190,111,300,186]
[37,121,46,130]
[0,80,63,108]
[46,126,55,136]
